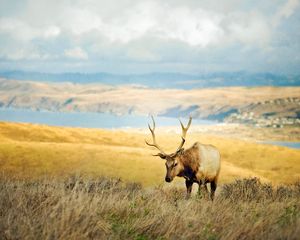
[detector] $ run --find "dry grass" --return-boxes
[0,121,300,185]
[0,121,299,239]
[0,176,299,240]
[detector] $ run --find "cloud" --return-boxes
[125,47,160,62]
[0,1,274,47]
[62,8,103,35]
[44,26,61,38]
[0,0,299,74]
[54,1,262,48]
[155,6,224,47]
[278,0,299,18]
[273,0,300,26]
[64,47,88,60]
[0,18,61,41]
[226,12,271,46]
[0,17,38,41]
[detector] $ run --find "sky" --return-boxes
[0,0,299,74]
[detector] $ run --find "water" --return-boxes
[1,108,299,149]
[261,141,300,149]
[0,108,216,129]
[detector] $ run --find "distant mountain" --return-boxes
[1,78,300,124]
[0,70,299,89]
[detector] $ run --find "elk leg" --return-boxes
[210,180,217,201]
[185,180,193,199]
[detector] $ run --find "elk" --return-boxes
[146,116,221,200]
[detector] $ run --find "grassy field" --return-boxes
[0,121,299,185]
[0,121,300,239]
[0,177,299,240]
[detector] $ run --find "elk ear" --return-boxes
[154,153,167,159]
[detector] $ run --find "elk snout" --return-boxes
[165,176,172,182]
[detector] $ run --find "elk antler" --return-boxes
[176,116,192,152]
[145,116,166,156]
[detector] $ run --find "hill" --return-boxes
[1,70,300,88]
[0,121,299,185]
[1,78,300,123]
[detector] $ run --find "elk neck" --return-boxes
[176,146,200,181]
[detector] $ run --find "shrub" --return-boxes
[0,177,299,240]
[220,177,300,202]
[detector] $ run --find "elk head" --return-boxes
[146,116,192,182]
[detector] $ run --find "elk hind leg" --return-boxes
[210,180,217,201]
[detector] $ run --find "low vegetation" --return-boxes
[0,177,299,240]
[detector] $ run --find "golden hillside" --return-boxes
[0,121,299,185]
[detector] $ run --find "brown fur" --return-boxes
[179,144,201,173]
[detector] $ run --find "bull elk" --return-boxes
[146,116,221,200]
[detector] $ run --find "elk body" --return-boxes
[146,116,221,200]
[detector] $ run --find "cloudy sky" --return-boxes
[0,0,299,74]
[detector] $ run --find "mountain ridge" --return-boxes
[1,70,299,89]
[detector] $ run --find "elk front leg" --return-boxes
[185,180,193,199]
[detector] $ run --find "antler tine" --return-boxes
[151,115,155,130]
[145,116,166,155]
[176,116,192,152]
[147,115,155,133]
